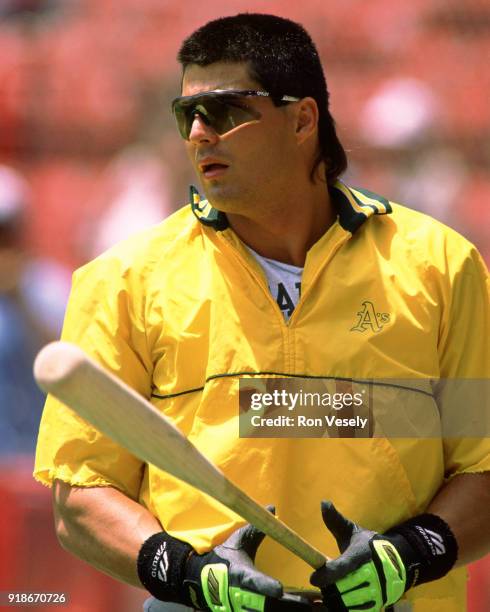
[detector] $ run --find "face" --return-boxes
[179,62,301,215]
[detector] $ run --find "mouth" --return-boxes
[199,160,229,179]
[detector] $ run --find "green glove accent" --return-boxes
[372,539,406,604]
[199,563,267,612]
[332,540,406,609]
[310,501,408,611]
[228,586,268,612]
[200,564,233,611]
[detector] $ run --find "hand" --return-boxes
[138,509,312,612]
[310,502,406,611]
[184,519,311,612]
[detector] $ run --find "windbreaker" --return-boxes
[35,181,490,611]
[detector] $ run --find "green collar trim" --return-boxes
[331,180,392,232]
[190,180,392,233]
[190,185,229,230]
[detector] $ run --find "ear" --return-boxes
[294,97,319,145]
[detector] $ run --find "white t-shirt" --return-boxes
[246,247,303,321]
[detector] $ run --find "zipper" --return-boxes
[288,230,350,326]
[216,227,351,328]
[216,231,287,328]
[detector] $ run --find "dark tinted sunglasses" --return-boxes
[171,89,300,140]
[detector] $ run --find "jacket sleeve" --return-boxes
[436,245,490,478]
[34,251,153,499]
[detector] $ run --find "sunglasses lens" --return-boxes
[173,103,192,139]
[173,93,261,139]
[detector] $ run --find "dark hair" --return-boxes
[178,13,347,184]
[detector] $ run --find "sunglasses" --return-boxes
[171,89,300,140]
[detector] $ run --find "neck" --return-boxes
[226,180,335,267]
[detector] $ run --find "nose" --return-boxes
[188,113,220,145]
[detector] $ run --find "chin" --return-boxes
[202,185,248,213]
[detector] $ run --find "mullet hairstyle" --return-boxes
[177,13,348,185]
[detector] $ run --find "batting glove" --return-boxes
[310,501,458,611]
[138,512,311,612]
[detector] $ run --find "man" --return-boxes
[34,13,490,612]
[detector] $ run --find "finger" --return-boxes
[310,553,362,586]
[223,505,276,559]
[221,523,266,560]
[336,565,381,609]
[311,544,373,586]
[318,585,348,612]
[320,501,358,552]
[236,566,284,599]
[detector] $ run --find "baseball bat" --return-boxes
[34,341,327,569]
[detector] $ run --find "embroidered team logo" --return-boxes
[351,301,390,333]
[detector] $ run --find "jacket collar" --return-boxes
[331,180,392,232]
[190,185,229,230]
[190,180,392,233]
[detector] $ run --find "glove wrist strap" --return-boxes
[385,513,458,589]
[137,532,194,603]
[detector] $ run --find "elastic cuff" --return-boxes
[385,513,458,589]
[137,532,194,602]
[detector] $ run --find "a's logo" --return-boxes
[351,301,390,333]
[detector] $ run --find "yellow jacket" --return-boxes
[35,182,490,610]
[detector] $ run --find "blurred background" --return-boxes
[0,0,488,610]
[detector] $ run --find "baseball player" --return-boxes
[35,13,490,612]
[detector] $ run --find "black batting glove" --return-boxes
[310,501,458,611]
[138,510,312,612]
